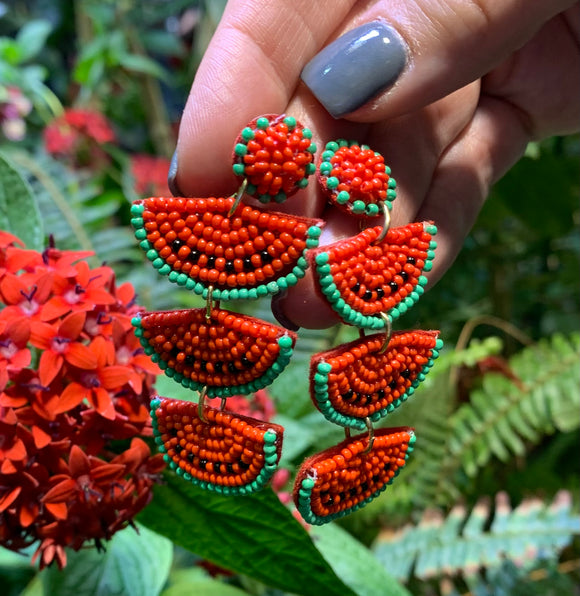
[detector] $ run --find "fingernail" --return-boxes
[301,21,407,118]
[270,293,300,332]
[167,149,182,196]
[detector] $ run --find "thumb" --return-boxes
[301,0,576,121]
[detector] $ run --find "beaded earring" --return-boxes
[291,138,443,525]
[131,114,320,494]
[131,119,444,515]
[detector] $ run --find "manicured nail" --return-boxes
[301,21,407,118]
[270,293,300,332]
[167,149,182,196]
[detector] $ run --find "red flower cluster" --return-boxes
[130,154,171,197]
[43,108,115,168]
[0,232,164,569]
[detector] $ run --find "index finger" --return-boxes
[173,0,356,198]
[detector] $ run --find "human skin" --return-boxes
[170,0,580,329]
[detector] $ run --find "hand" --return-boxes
[170,0,580,329]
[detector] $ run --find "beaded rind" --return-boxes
[232,114,317,203]
[130,197,323,300]
[311,331,443,430]
[133,308,296,397]
[317,139,396,218]
[294,427,415,525]
[151,397,283,494]
[309,222,437,330]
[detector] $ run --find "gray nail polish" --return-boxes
[301,21,407,118]
[167,149,182,196]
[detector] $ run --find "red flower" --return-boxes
[43,108,115,169]
[0,233,164,569]
[130,154,171,197]
[30,311,97,386]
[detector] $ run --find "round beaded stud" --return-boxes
[232,114,317,204]
[317,139,396,218]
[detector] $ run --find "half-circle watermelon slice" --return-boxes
[133,308,296,397]
[311,330,442,430]
[294,427,415,525]
[309,222,437,329]
[151,397,283,495]
[131,197,323,300]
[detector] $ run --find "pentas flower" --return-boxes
[43,108,115,169]
[0,232,164,569]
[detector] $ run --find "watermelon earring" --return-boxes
[130,196,324,301]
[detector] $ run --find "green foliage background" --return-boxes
[1,1,579,595]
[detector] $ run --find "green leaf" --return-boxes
[117,54,169,80]
[162,579,249,596]
[138,473,354,596]
[493,153,579,238]
[0,153,44,250]
[311,524,411,596]
[41,524,172,596]
[16,20,52,63]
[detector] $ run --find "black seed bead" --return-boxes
[200,360,207,372]
[225,260,235,273]
[186,250,200,264]
[352,282,361,294]
[377,388,385,399]
[172,239,184,252]
[241,356,253,368]
[389,281,398,292]
[325,496,334,506]
[206,256,216,269]
[238,460,250,471]
[372,474,380,483]
[400,271,408,282]
[214,361,223,373]
[174,444,183,453]
[407,256,416,265]
[228,361,238,374]
[361,482,369,492]
[186,453,194,463]
[170,347,180,359]
[243,257,253,271]
[388,380,397,390]
[376,287,385,298]
[401,368,411,379]
[261,250,273,264]
[350,488,358,497]
[343,389,354,401]
[363,289,373,301]
[226,463,235,474]
[169,427,178,437]
[184,355,195,367]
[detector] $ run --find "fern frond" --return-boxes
[373,491,580,583]
[448,333,580,476]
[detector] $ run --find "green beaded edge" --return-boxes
[318,139,396,218]
[131,202,321,301]
[296,432,416,526]
[134,316,294,397]
[150,398,280,495]
[312,338,443,430]
[313,223,438,330]
[232,115,317,204]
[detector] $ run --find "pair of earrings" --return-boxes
[130,114,441,524]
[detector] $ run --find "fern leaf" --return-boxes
[373,491,580,584]
[451,333,579,477]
